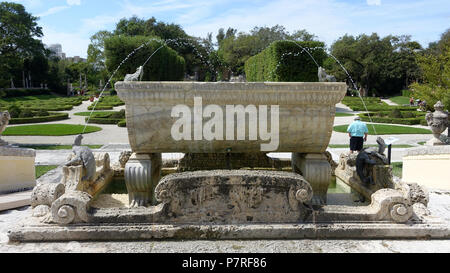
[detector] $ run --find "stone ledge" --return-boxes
[0,146,36,157]
[405,146,450,157]
[8,219,450,242]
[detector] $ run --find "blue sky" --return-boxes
[12,0,450,58]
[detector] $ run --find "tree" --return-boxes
[327,33,422,96]
[217,25,318,75]
[410,44,450,111]
[0,2,46,87]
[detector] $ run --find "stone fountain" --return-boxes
[7,78,450,242]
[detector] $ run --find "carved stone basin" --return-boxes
[115,81,347,153]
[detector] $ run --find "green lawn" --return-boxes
[21,144,103,150]
[334,124,432,135]
[36,165,58,179]
[389,96,411,105]
[3,124,102,136]
[392,162,403,178]
[335,113,354,117]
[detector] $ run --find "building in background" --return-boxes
[44,44,86,63]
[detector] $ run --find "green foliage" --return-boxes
[85,109,126,125]
[327,34,422,96]
[358,111,426,125]
[104,36,185,82]
[18,108,33,118]
[341,96,418,112]
[410,44,450,111]
[118,120,127,127]
[245,40,327,82]
[219,26,317,75]
[0,95,85,112]
[7,104,20,118]
[0,88,50,98]
[334,124,432,135]
[9,113,69,125]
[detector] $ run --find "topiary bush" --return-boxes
[104,36,186,82]
[245,40,327,82]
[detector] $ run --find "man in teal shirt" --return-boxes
[347,116,369,153]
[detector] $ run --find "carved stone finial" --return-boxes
[0,110,11,146]
[425,101,449,146]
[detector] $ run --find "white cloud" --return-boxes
[67,0,81,6]
[367,0,382,6]
[37,6,69,17]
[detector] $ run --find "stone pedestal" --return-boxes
[125,153,162,207]
[0,146,36,194]
[292,153,331,205]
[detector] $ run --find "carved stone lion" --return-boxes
[65,134,96,182]
[124,66,144,82]
[0,110,11,145]
[318,67,336,82]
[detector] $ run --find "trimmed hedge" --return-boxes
[88,105,113,111]
[118,120,127,127]
[245,40,327,82]
[358,112,426,125]
[342,96,419,112]
[0,89,50,98]
[86,117,123,125]
[104,36,186,81]
[348,105,419,112]
[9,113,69,124]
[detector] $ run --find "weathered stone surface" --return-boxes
[31,183,65,208]
[125,153,162,207]
[177,153,290,171]
[51,191,92,225]
[115,81,347,153]
[8,219,450,242]
[154,170,313,224]
[317,189,413,223]
[335,151,394,200]
[292,153,331,206]
[0,111,10,146]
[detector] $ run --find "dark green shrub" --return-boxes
[104,36,185,81]
[19,109,34,118]
[109,109,126,119]
[9,113,69,124]
[390,109,402,118]
[85,117,123,125]
[118,120,127,127]
[7,104,21,118]
[36,109,49,117]
[245,40,327,82]
[402,111,415,118]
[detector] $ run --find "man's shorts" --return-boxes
[350,136,364,151]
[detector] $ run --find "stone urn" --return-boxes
[425,101,449,146]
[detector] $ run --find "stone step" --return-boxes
[0,190,32,211]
